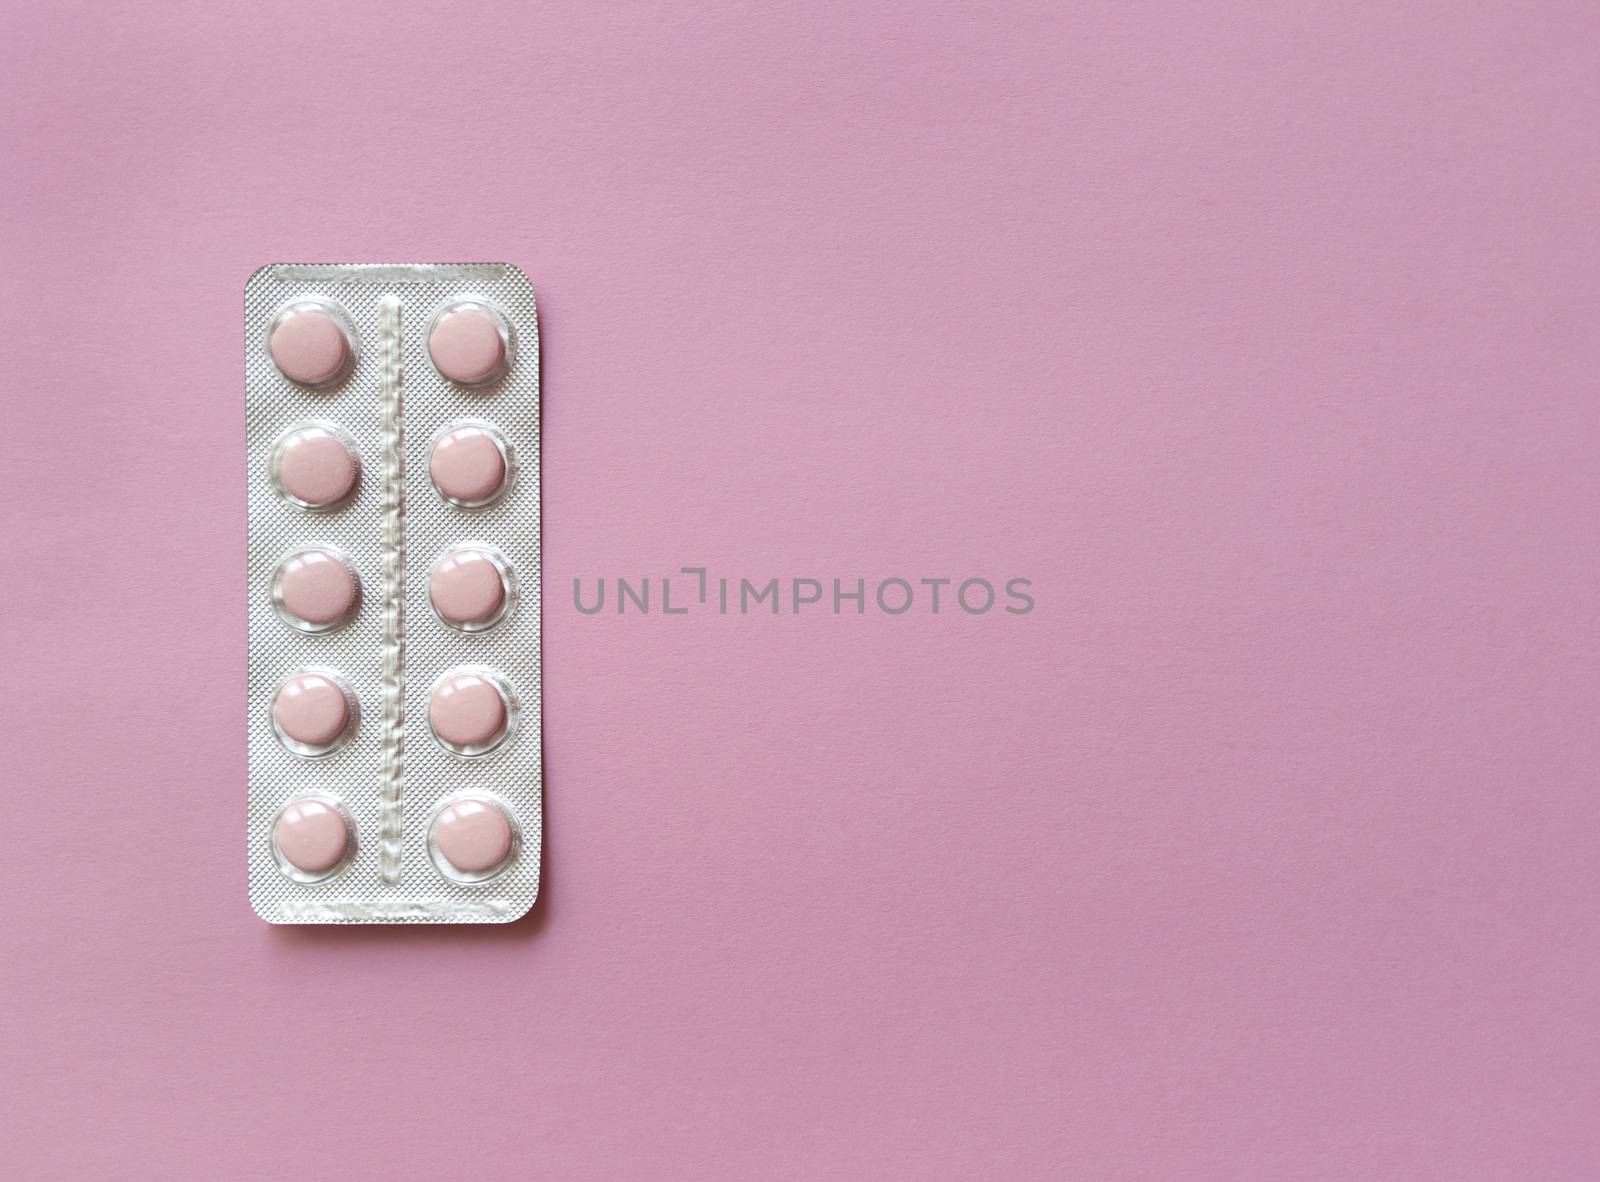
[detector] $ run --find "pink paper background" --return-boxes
[2,2,1597,1178]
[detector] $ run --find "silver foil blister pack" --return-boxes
[247,263,541,923]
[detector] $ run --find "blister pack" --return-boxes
[246,263,541,923]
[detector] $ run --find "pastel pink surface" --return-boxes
[267,309,349,385]
[271,674,349,748]
[432,798,514,874]
[429,548,506,626]
[430,426,506,503]
[4,4,1600,1180]
[272,799,349,873]
[428,672,508,749]
[276,427,358,506]
[428,307,506,384]
[275,550,357,626]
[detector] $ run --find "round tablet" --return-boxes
[268,304,353,386]
[271,671,355,754]
[272,797,352,877]
[430,798,516,878]
[272,424,359,508]
[273,549,360,632]
[430,425,508,506]
[429,670,512,754]
[429,546,510,631]
[428,303,509,385]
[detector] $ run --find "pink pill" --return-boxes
[430,547,509,630]
[429,304,508,385]
[430,425,508,505]
[431,798,516,877]
[272,672,354,751]
[273,425,359,508]
[268,305,353,386]
[429,670,511,753]
[273,798,352,876]
[274,549,359,631]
